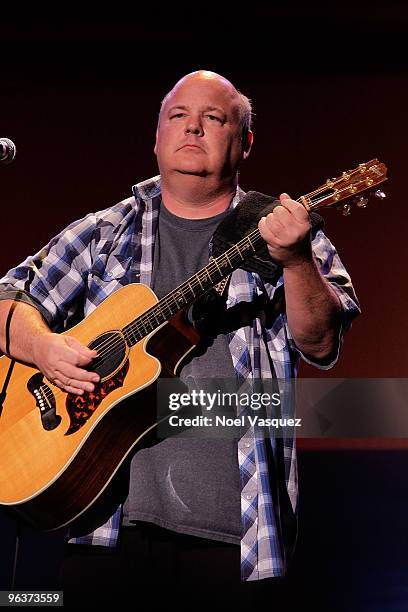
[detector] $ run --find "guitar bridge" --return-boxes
[27,373,62,431]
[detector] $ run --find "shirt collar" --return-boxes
[132,174,245,209]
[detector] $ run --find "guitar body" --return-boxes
[0,283,199,531]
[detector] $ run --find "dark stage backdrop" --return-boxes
[0,8,407,610]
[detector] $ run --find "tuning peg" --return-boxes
[341,203,351,216]
[374,189,386,200]
[356,196,368,208]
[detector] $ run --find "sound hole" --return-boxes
[88,331,127,379]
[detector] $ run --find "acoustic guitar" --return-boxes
[0,160,387,531]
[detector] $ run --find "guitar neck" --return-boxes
[122,186,325,346]
[122,226,265,346]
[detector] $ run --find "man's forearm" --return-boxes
[257,193,344,361]
[0,299,50,364]
[283,256,343,360]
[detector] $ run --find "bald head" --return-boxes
[159,70,253,142]
[154,69,254,192]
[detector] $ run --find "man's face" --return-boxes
[155,75,251,182]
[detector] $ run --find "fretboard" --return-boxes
[122,226,265,346]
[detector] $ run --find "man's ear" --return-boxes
[154,129,159,155]
[242,130,254,160]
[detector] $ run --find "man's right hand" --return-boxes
[32,333,100,395]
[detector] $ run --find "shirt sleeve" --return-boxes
[0,212,97,332]
[285,228,361,370]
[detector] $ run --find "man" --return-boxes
[0,70,359,602]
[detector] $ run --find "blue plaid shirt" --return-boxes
[0,175,360,581]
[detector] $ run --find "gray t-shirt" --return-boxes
[122,202,242,544]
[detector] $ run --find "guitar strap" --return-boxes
[211,190,324,283]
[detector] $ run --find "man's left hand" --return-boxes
[258,192,313,269]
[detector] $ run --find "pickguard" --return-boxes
[65,359,130,435]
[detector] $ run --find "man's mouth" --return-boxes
[179,144,203,150]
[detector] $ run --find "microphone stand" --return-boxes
[10,520,20,590]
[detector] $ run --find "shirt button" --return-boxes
[244,442,251,448]
[245,494,253,500]
[236,344,242,351]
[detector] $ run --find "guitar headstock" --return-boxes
[299,159,388,216]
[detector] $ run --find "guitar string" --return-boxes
[72,178,376,363]
[99,175,379,356]
[39,180,379,404]
[303,180,357,200]
[39,231,266,404]
[38,240,259,403]
[68,180,373,363]
[79,231,264,361]
[83,181,343,360]
[74,171,380,362]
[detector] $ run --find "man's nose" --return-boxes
[185,116,204,136]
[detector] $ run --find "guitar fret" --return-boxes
[152,310,161,325]
[145,318,154,332]
[126,327,137,346]
[173,291,186,307]
[187,282,196,298]
[235,244,245,260]
[151,308,164,325]
[144,313,154,329]
[162,300,174,318]
[213,259,222,276]
[247,235,255,251]
[195,276,205,295]
[223,252,232,268]
[195,273,204,291]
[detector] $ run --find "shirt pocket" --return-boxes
[90,254,133,283]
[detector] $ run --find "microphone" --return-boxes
[0,138,16,164]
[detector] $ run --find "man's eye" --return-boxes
[171,113,185,119]
[206,115,222,122]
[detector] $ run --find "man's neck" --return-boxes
[160,174,237,219]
